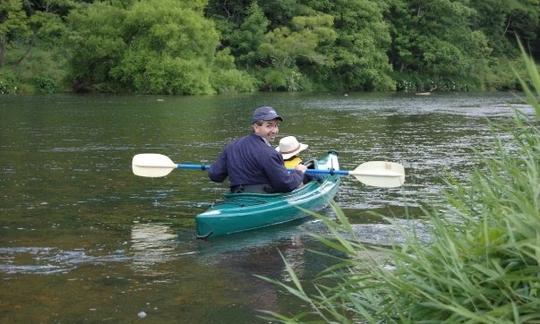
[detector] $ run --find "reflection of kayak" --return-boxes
[195,151,341,238]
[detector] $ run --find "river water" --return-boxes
[0,92,533,322]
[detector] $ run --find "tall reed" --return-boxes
[261,50,540,323]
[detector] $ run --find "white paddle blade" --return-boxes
[132,154,177,177]
[352,161,405,188]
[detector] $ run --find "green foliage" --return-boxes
[66,2,126,92]
[467,0,520,57]
[66,0,252,94]
[33,75,57,94]
[0,0,29,40]
[259,15,336,66]
[0,1,72,93]
[387,0,493,91]
[228,2,269,68]
[320,0,395,91]
[210,68,256,94]
[117,55,215,95]
[0,39,69,94]
[259,0,300,28]
[257,13,336,91]
[28,11,67,42]
[257,67,308,91]
[3,0,540,94]
[113,0,219,94]
[517,41,540,119]
[0,0,30,66]
[0,69,18,94]
[483,57,526,91]
[210,48,256,93]
[262,54,540,322]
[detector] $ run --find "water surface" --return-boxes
[0,92,532,322]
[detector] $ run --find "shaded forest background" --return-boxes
[1,0,539,95]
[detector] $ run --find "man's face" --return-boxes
[253,119,279,142]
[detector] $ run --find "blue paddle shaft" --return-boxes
[303,169,349,176]
[177,163,210,171]
[177,163,348,176]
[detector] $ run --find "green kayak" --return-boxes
[195,151,341,238]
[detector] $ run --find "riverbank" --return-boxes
[2,1,539,95]
[0,53,530,95]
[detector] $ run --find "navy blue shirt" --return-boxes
[208,134,303,192]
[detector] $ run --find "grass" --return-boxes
[260,49,540,323]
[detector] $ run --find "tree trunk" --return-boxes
[15,38,34,66]
[0,42,5,67]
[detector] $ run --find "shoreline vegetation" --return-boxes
[261,50,540,322]
[1,0,539,95]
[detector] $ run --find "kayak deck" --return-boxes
[195,152,341,238]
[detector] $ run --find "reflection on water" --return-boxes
[351,219,432,246]
[0,216,427,277]
[211,231,307,282]
[0,223,199,276]
[130,222,194,275]
[0,246,127,275]
[280,234,306,282]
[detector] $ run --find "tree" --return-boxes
[228,2,269,69]
[258,13,336,90]
[258,0,299,28]
[386,0,491,91]
[66,2,127,91]
[326,0,394,91]
[0,0,77,67]
[67,0,252,94]
[114,0,219,94]
[0,0,28,66]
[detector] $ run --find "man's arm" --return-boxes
[264,153,305,192]
[208,150,228,182]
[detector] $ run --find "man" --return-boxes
[208,106,307,193]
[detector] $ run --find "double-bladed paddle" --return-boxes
[131,153,405,188]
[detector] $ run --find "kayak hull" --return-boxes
[195,152,340,238]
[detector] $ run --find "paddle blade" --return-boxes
[351,161,405,188]
[132,153,177,177]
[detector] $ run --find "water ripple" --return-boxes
[0,247,129,275]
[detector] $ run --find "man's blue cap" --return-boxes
[251,106,283,124]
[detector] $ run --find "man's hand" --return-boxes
[295,164,307,173]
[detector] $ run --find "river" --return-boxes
[0,92,533,322]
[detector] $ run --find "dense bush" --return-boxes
[65,0,254,95]
[0,71,18,94]
[210,69,256,94]
[1,0,539,94]
[32,76,57,94]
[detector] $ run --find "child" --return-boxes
[276,136,308,168]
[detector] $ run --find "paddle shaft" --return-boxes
[132,153,405,187]
[176,163,353,177]
[177,163,211,171]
